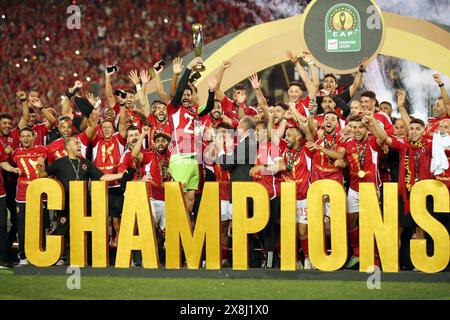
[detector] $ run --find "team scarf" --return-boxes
[401,139,426,215]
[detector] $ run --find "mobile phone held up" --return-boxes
[154,59,166,72]
[189,72,201,84]
[107,65,119,73]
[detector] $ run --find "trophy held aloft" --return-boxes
[192,23,206,72]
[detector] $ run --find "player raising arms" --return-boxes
[286,51,319,116]
[90,102,128,248]
[282,125,315,269]
[47,109,98,164]
[11,127,49,265]
[167,57,216,214]
[336,114,385,268]
[132,126,171,260]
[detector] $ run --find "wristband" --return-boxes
[65,87,80,99]
[135,83,142,91]
[438,83,444,87]
[65,90,73,99]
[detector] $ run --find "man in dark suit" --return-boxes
[215,116,266,267]
[217,116,257,183]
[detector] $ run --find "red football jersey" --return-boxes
[12,145,48,202]
[390,137,433,214]
[213,162,231,201]
[425,115,450,140]
[333,107,346,121]
[220,96,257,119]
[147,115,172,146]
[310,132,344,184]
[113,103,143,129]
[0,127,20,151]
[91,133,126,188]
[296,96,311,117]
[33,123,49,146]
[344,136,381,192]
[282,145,311,200]
[374,111,394,136]
[167,102,201,155]
[118,149,147,181]
[0,143,9,197]
[141,150,170,201]
[253,141,283,199]
[198,114,222,130]
[47,131,90,164]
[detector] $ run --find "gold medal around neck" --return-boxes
[358,170,366,178]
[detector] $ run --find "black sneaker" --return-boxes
[0,259,11,269]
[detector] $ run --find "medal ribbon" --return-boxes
[355,142,367,174]
[286,148,302,176]
[323,133,336,150]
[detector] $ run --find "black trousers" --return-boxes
[261,197,280,253]
[0,197,7,261]
[5,181,17,248]
[108,187,124,218]
[16,202,49,260]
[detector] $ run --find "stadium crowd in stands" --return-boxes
[0,1,449,271]
[0,0,271,115]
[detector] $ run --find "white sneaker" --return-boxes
[296,260,304,270]
[19,259,29,266]
[55,259,66,266]
[304,258,313,270]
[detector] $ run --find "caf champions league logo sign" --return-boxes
[325,3,361,52]
[302,0,385,73]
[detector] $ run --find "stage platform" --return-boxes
[12,266,450,283]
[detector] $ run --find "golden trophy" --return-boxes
[192,23,206,72]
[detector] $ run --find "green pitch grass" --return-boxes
[0,270,448,300]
